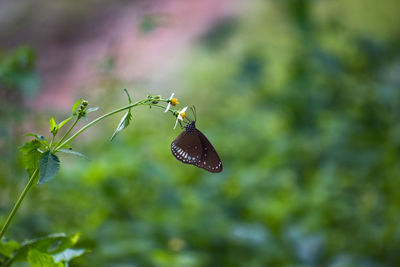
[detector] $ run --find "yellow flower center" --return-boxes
[180,112,186,119]
[171,98,179,106]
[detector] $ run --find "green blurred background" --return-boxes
[1,0,400,266]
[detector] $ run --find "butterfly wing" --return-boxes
[195,129,223,173]
[171,127,223,173]
[171,130,203,166]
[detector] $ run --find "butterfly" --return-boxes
[171,108,223,173]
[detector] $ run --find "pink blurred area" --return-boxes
[0,0,238,110]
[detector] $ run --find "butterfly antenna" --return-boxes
[191,106,197,122]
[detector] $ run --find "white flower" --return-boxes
[174,106,188,129]
[165,92,179,112]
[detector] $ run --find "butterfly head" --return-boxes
[184,121,196,132]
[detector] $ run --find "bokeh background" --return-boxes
[1,0,400,266]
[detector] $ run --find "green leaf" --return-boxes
[59,149,89,160]
[72,99,81,115]
[26,133,49,148]
[0,240,20,258]
[124,89,133,104]
[11,233,80,263]
[52,248,87,264]
[26,133,45,141]
[86,107,99,113]
[110,110,132,141]
[38,151,60,185]
[19,140,42,177]
[57,116,74,129]
[28,250,64,267]
[52,143,72,151]
[49,117,57,132]
[59,144,71,149]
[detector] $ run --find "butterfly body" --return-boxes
[171,121,223,173]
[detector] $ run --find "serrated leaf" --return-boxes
[58,116,74,129]
[86,107,99,113]
[0,240,20,258]
[59,149,89,160]
[110,110,132,141]
[124,89,133,104]
[38,151,60,185]
[28,250,64,267]
[72,99,81,114]
[19,140,42,177]
[53,248,87,264]
[26,133,49,148]
[26,133,46,141]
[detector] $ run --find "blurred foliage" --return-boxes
[0,46,41,241]
[0,46,39,96]
[2,0,400,266]
[1,233,87,266]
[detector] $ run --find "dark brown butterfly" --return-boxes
[171,108,222,173]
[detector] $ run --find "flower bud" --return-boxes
[152,95,161,104]
[77,100,89,119]
[170,98,179,106]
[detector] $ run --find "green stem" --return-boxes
[53,100,177,152]
[0,98,176,241]
[55,117,79,150]
[0,168,39,240]
[49,134,55,149]
[53,102,139,152]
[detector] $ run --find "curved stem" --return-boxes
[0,98,177,241]
[53,100,176,152]
[0,168,39,240]
[53,102,141,152]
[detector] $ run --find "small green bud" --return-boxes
[151,95,161,104]
[77,100,89,119]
